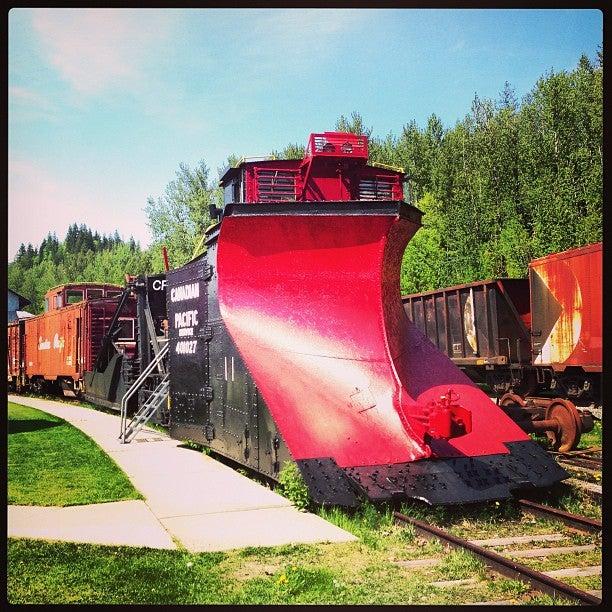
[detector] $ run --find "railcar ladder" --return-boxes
[119,342,169,443]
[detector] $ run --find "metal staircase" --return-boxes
[119,342,169,443]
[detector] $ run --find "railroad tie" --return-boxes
[393,558,440,569]
[544,565,601,579]
[430,578,479,588]
[566,478,602,498]
[470,533,564,547]
[508,544,597,558]
[469,600,517,606]
[558,461,602,477]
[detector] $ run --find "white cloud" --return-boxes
[30,8,174,95]
[10,85,49,105]
[9,85,59,122]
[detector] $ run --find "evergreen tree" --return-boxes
[8,223,149,313]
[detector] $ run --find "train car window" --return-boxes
[117,318,135,341]
[224,182,235,205]
[44,298,49,312]
[66,289,84,304]
[107,290,122,298]
[55,294,63,308]
[87,289,104,299]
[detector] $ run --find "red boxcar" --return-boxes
[7,320,25,389]
[529,242,602,372]
[17,283,135,393]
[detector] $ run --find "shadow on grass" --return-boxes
[9,419,63,435]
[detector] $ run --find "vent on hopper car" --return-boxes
[256,170,297,201]
[359,178,394,200]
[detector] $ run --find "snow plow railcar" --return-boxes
[8,132,569,506]
[163,132,567,506]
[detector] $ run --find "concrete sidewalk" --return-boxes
[8,501,176,549]
[8,394,356,552]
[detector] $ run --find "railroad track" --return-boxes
[516,499,601,533]
[393,501,602,605]
[550,446,603,500]
[552,445,602,460]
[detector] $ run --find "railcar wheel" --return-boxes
[71,381,83,399]
[500,392,527,408]
[545,399,582,453]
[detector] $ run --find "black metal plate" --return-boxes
[167,255,210,429]
[225,200,422,224]
[297,458,361,507]
[298,441,568,506]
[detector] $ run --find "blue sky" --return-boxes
[8,8,602,260]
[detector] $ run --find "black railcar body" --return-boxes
[166,231,291,479]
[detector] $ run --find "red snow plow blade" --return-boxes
[216,200,567,505]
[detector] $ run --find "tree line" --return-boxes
[392,53,602,293]
[9,225,150,313]
[9,52,602,310]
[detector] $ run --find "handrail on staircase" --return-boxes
[119,342,169,442]
[120,374,169,444]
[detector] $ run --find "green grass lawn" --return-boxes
[578,419,601,449]
[8,402,141,506]
[7,401,597,604]
[8,500,586,605]
[6,534,573,605]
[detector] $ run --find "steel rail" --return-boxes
[551,446,602,458]
[393,511,601,606]
[517,499,602,533]
[558,456,602,471]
